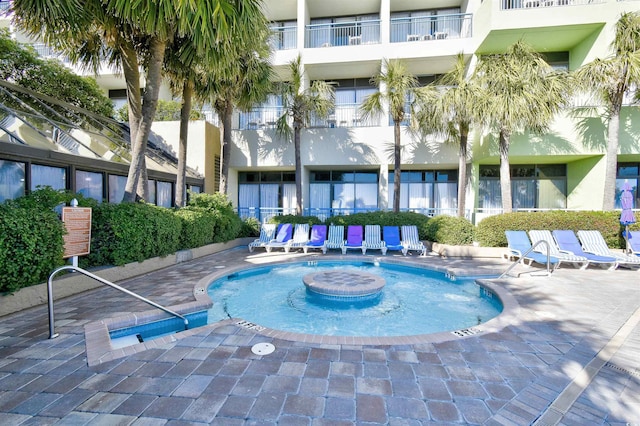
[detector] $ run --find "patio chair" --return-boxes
[577,230,640,269]
[505,230,560,269]
[284,223,310,253]
[265,223,293,252]
[323,225,345,254]
[629,231,640,256]
[248,223,276,253]
[552,230,618,270]
[342,225,365,254]
[363,225,387,255]
[528,230,589,270]
[303,224,327,254]
[401,225,426,256]
[383,226,406,255]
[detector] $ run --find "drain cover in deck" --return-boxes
[251,342,275,355]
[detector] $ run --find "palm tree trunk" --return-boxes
[175,81,193,207]
[457,123,469,218]
[120,41,142,202]
[499,128,512,214]
[219,101,233,194]
[294,124,303,215]
[393,120,402,213]
[603,86,624,210]
[123,37,166,203]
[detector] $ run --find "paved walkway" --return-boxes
[0,247,639,425]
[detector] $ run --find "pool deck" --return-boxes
[1,246,639,425]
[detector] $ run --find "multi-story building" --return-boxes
[1,0,639,223]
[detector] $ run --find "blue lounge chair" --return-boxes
[505,230,560,269]
[265,223,293,252]
[323,225,344,254]
[363,225,387,255]
[383,226,405,255]
[248,223,276,253]
[528,230,589,269]
[303,225,327,254]
[552,230,618,270]
[342,225,365,254]
[401,225,426,256]
[629,231,640,256]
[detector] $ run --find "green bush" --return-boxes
[186,192,242,243]
[174,209,217,249]
[86,203,182,266]
[238,217,260,238]
[0,204,65,293]
[475,211,634,248]
[424,215,475,245]
[269,215,323,226]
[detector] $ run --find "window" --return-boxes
[616,163,639,209]
[238,171,297,222]
[479,164,567,210]
[309,170,379,219]
[156,181,173,208]
[76,170,103,202]
[31,164,66,191]
[108,175,127,203]
[0,159,25,202]
[388,170,457,215]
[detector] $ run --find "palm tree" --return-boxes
[575,11,640,210]
[360,59,418,213]
[477,41,573,213]
[275,55,335,215]
[414,54,484,218]
[10,0,265,203]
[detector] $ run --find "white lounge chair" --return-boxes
[401,225,426,256]
[577,230,640,269]
[284,224,310,253]
[553,230,618,270]
[248,223,276,253]
[528,230,589,269]
[323,225,344,254]
[363,225,387,255]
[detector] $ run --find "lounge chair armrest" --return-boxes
[558,249,576,256]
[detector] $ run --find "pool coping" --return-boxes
[84,255,520,366]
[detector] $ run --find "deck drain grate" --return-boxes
[605,362,640,377]
[236,320,266,332]
[451,327,480,337]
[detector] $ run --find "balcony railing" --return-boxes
[237,104,378,130]
[306,20,381,48]
[270,25,297,51]
[501,0,604,10]
[390,13,472,43]
[237,106,284,130]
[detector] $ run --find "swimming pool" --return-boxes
[207,261,502,337]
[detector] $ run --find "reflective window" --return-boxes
[108,175,127,203]
[76,170,103,202]
[31,164,66,191]
[0,160,25,202]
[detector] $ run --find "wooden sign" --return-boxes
[62,207,92,258]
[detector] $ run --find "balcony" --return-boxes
[500,0,604,9]
[0,0,10,13]
[269,25,297,51]
[390,13,473,43]
[236,104,378,130]
[305,20,381,48]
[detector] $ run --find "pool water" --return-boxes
[207,261,502,337]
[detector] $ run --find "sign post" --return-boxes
[62,199,92,266]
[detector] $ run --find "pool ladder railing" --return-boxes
[47,265,189,339]
[499,240,554,278]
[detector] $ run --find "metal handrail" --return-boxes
[47,265,189,339]
[499,240,553,278]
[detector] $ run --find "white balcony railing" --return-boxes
[305,20,381,48]
[237,104,379,130]
[390,13,473,43]
[269,25,297,51]
[501,0,605,10]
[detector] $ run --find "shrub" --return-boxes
[86,202,182,266]
[238,217,260,238]
[475,211,632,248]
[186,192,242,243]
[0,204,65,293]
[424,215,475,245]
[174,209,217,249]
[269,215,322,226]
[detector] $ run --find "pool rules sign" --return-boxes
[62,206,92,258]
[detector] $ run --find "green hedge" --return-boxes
[424,215,475,246]
[475,211,637,248]
[174,209,217,249]
[0,205,65,293]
